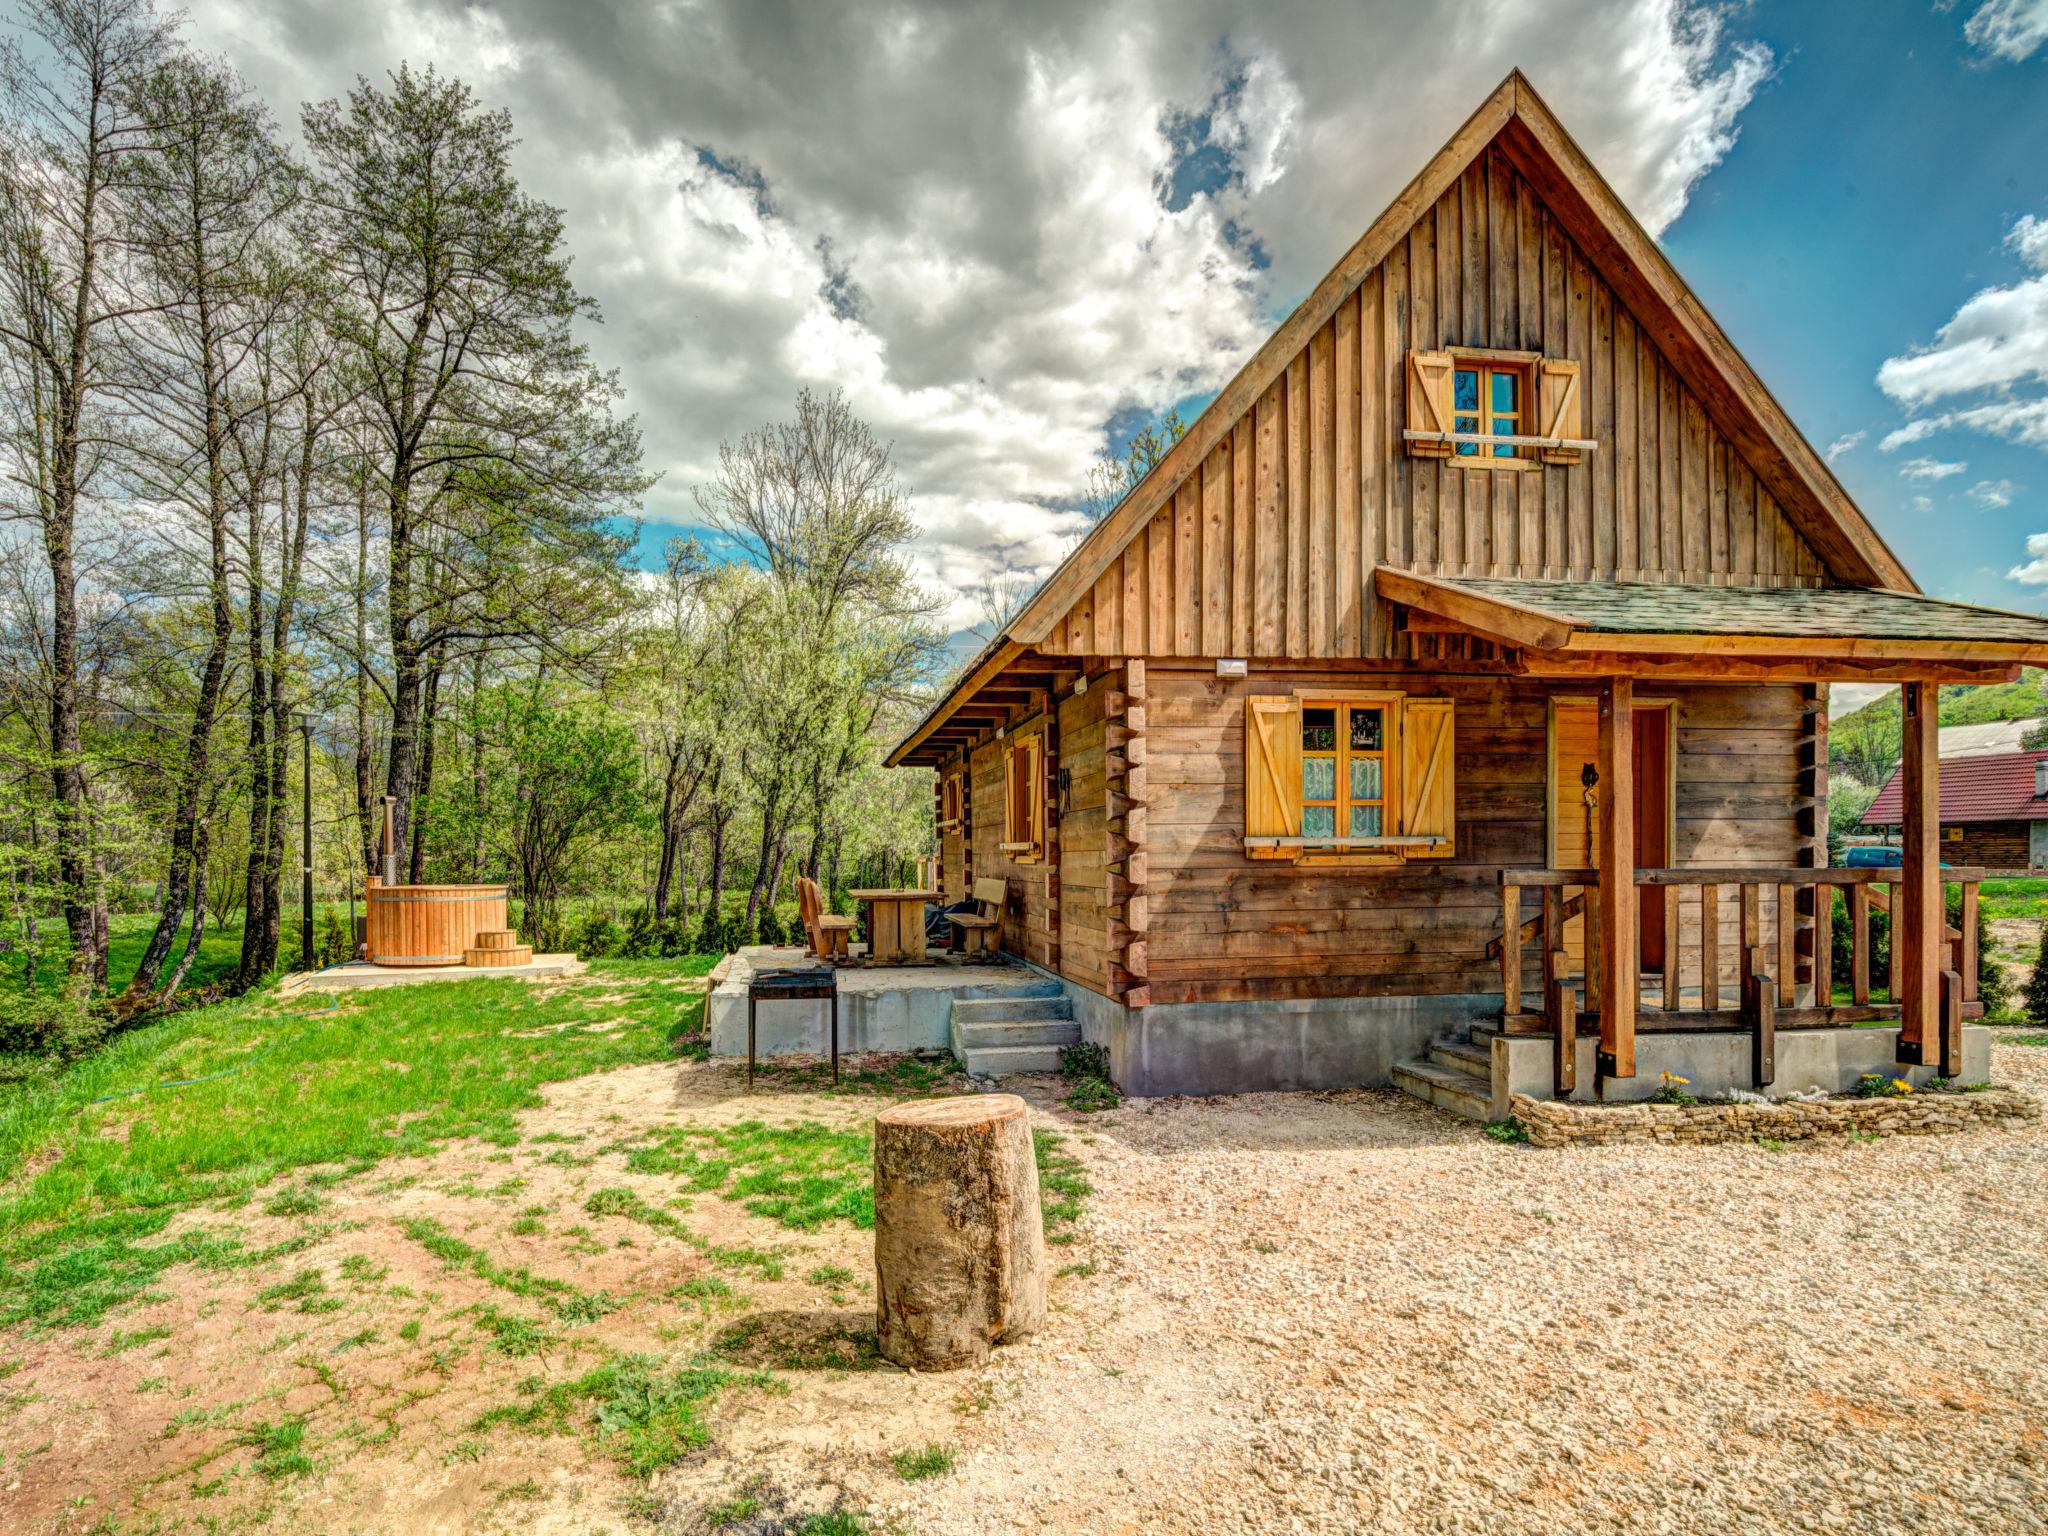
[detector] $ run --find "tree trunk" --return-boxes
[409,654,443,883]
[873,1095,1046,1371]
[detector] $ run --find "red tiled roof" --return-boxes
[1864,748,2048,826]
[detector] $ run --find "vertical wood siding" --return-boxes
[1046,146,1827,660]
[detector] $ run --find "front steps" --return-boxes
[1392,1033,1497,1122]
[949,982,1078,1077]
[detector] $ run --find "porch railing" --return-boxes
[1493,866,1983,1095]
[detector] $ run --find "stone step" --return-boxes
[953,1019,1081,1051]
[961,1043,1066,1077]
[1428,1036,1492,1081]
[950,994,1073,1024]
[1392,1058,1493,1122]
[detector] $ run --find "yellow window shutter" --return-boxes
[1536,358,1583,464]
[1400,698,1455,859]
[1405,350,1455,458]
[1026,734,1045,856]
[1244,696,1302,861]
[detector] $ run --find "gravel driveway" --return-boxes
[901,1039,2048,1536]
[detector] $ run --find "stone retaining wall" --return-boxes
[1509,1088,2039,1148]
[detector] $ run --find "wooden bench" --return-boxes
[799,876,854,963]
[948,877,1006,960]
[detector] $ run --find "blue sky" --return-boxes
[1662,0,2048,606]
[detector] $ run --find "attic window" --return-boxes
[1406,348,1586,465]
[1452,359,1528,460]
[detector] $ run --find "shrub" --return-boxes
[656,916,692,958]
[572,910,622,960]
[2024,926,2048,1028]
[618,906,659,960]
[0,987,110,1060]
[1056,1041,1112,1083]
[316,908,353,967]
[756,906,787,947]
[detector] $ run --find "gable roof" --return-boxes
[1866,748,2048,826]
[888,69,1913,768]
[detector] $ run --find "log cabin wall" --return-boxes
[969,727,1055,968]
[1944,821,2031,872]
[1043,144,1827,663]
[1056,676,1111,992]
[1142,660,1804,1007]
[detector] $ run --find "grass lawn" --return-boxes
[1977,876,2048,923]
[0,956,716,1330]
[5,911,256,1001]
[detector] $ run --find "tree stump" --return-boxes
[873,1094,1045,1370]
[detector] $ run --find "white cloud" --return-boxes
[1825,429,1864,462]
[1878,207,2048,471]
[1962,0,2048,60]
[2008,530,2048,585]
[180,0,1773,626]
[1969,478,2017,508]
[1909,495,1936,514]
[1899,456,1967,481]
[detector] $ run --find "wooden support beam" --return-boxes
[1661,885,1680,1012]
[1777,883,1797,1008]
[1745,971,1776,1087]
[1960,882,1979,1005]
[1501,883,1521,1017]
[1596,676,1637,1079]
[1699,883,1720,1011]
[1549,972,1576,1097]
[1897,681,1940,1064]
[1850,881,1871,1006]
[1939,968,1964,1080]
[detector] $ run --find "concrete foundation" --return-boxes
[707,947,1054,1057]
[1495,1023,1994,1104]
[1087,990,1499,1097]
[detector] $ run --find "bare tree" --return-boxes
[0,0,178,988]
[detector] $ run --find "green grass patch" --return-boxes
[890,1444,956,1480]
[2006,1031,2048,1046]
[619,1119,875,1230]
[399,1216,615,1323]
[1033,1129,1089,1246]
[746,1052,961,1097]
[1977,876,2048,922]
[239,1416,313,1479]
[103,1323,172,1354]
[0,971,703,1330]
[469,1351,770,1477]
[791,1513,869,1536]
[805,1264,855,1289]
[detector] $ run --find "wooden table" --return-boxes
[847,888,942,967]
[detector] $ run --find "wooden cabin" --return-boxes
[888,72,2048,1110]
[1865,748,2048,872]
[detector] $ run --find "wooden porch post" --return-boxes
[1597,676,1637,1079]
[1898,680,1940,1063]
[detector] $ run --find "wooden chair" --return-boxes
[800,876,853,963]
[948,877,1007,960]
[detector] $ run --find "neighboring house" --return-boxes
[888,72,2048,1111]
[1865,750,2048,870]
[1935,718,2042,759]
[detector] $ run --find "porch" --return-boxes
[1380,569,2048,1104]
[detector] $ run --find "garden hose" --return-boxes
[80,961,352,1109]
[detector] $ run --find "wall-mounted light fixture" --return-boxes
[1074,675,1088,696]
[1216,658,1248,678]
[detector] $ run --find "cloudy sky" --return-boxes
[179,0,2048,630]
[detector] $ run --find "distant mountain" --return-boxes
[1830,668,2048,788]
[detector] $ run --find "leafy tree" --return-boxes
[495,687,646,940]
[1082,407,1186,523]
[1827,776,1878,862]
[2025,926,2048,1029]
[301,64,649,869]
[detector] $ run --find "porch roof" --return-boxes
[1377,569,2048,677]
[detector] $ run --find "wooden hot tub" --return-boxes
[364,878,510,967]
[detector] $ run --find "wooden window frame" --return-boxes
[1243,688,1454,866]
[1448,349,1537,470]
[938,771,964,833]
[1001,732,1045,863]
[1299,695,1395,855]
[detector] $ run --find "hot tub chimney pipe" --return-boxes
[381,794,401,885]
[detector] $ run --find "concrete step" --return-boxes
[1427,1036,1492,1081]
[950,994,1073,1025]
[1392,1058,1494,1122]
[961,1043,1066,1077]
[953,1019,1080,1052]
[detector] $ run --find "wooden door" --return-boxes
[1550,700,1673,975]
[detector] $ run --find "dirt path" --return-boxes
[906,1044,2048,1536]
